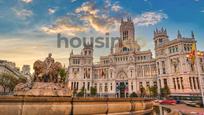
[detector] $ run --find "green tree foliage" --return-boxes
[77,86,86,97]
[140,86,146,97]
[160,86,170,98]
[59,68,67,82]
[0,73,26,93]
[130,92,138,97]
[149,86,158,97]
[18,76,27,83]
[90,87,97,96]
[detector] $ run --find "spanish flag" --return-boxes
[190,42,196,64]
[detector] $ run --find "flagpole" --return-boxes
[188,42,204,107]
[195,50,204,107]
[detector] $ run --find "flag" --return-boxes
[190,43,196,64]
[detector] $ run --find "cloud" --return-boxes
[40,16,88,36]
[74,1,120,33]
[40,1,167,36]
[111,2,122,12]
[13,8,33,20]
[41,1,122,35]
[133,12,168,26]
[70,0,77,3]
[48,8,56,15]
[201,10,204,13]
[21,0,32,3]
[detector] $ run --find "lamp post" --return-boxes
[187,51,204,107]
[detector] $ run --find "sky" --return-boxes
[0,0,204,71]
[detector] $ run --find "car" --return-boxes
[184,101,203,108]
[154,99,162,103]
[160,100,176,105]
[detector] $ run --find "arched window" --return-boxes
[123,47,129,52]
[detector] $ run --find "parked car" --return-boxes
[184,101,203,108]
[160,100,176,105]
[154,99,162,103]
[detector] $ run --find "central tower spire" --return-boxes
[120,17,135,41]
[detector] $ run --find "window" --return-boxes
[110,71,112,78]
[191,64,194,72]
[123,31,128,40]
[201,65,204,72]
[184,44,186,51]
[159,79,161,88]
[94,83,97,89]
[174,64,177,73]
[173,78,176,89]
[157,62,160,75]
[99,83,102,92]
[153,82,157,87]
[162,61,166,74]
[175,45,178,52]
[146,82,150,87]
[139,82,143,88]
[164,79,168,87]
[144,56,146,60]
[110,83,112,91]
[71,82,74,90]
[169,47,172,53]
[159,39,163,44]
[131,82,133,91]
[189,77,193,89]
[105,83,108,92]
[180,77,184,89]
[196,77,200,89]
[177,78,180,89]
[193,77,196,89]
[87,82,90,91]
[83,82,85,88]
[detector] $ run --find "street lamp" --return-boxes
[186,51,204,107]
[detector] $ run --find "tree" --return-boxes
[149,86,158,97]
[73,88,78,97]
[59,68,67,83]
[160,86,170,98]
[18,76,27,83]
[90,87,97,96]
[0,73,20,93]
[140,86,146,97]
[77,86,86,97]
[130,92,138,97]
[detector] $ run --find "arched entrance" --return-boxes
[116,71,129,98]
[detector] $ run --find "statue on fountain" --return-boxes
[14,53,71,96]
[33,53,62,83]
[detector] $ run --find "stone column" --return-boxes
[142,66,145,77]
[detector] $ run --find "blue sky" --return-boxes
[0,0,204,69]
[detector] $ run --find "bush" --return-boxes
[90,87,97,96]
[59,68,67,82]
[160,86,170,98]
[76,87,86,97]
[130,92,138,97]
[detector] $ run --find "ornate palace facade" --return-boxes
[67,18,204,97]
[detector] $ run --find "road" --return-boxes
[159,104,204,114]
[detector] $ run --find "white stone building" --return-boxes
[0,60,22,78]
[68,18,204,98]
